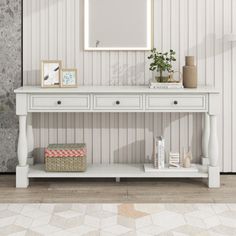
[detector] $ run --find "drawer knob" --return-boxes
[57,101,62,105]
[174,100,178,105]
[116,101,120,105]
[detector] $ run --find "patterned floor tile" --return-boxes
[100,216,118,228]
[48,229,77,236]
[54,210,83,219]
[165,204,197,214]
[173,224,204,235]
[185,209,215,220]
[0,204,234,235]
[21,205,41,214]
[0,205,9,211]
[71,204,87,214]
[88,210,115,219]
[137,224,167,235]
[203,215,221,229]
[8,230,27,236]
[15,215,33,229]
[68,225,98,235]
[152,211,186,230]
[86,204,102,214]
[8,204,24,214]
[227,204,236,211]
[103,204,118,214]
[0,216,17,228]
[0,210,17,219]
[102,224,132,235]
[84,215,100,228]
[53,204,72,213]
[134,204,165,214]
[184,215,206,229]
[118,204,148,219]
[25,229,43,236]
[30,224,61,235]
[39,204,55,214]
[50,214,84,229]
[21,209,48,220]
[210,225,236,235]
[118,215,152,229]
[0,224,26,236]
[211,204,229,214]
[31,215,51,228]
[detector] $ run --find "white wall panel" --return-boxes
[23,0,236,171]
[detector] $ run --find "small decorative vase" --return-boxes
[155,71,169,83]
[183,149,192,168]
[155,76,169,83]
[183,56,197,88]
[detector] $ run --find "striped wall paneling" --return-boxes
[23,0,236,172]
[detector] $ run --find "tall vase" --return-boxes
[183,56,197,88]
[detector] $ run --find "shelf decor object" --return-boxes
[149,80,183,89]
[183,56,197,88]
[41,60,61,88]
[61,69,77,88]
[45,144,87,172]
[169,152,180,168]
[148,49,177,83]
[14,85,220,188]
[153,136,165,169]
[183,149,192,168]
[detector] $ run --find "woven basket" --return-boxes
[45,144,87,172]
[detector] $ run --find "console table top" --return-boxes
[14,86,220,94]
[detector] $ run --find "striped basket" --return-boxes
[45,144,87,172]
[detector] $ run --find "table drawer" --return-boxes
[29,95,90,110]
[93,94,143,110]
[146,95,207,111]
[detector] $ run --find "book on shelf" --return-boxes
[149,81,184,89]
[153,136,165,169]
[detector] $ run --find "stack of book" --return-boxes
[153,136,165,169]
[149,81,184,89]
[169,152,180,168]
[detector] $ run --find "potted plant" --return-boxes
[148,49,176,82]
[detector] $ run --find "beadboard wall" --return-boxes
[23,0,236,172]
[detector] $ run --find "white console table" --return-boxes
[14,86,220,188]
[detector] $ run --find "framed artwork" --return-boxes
[41,60,61,88]
[61,69,77,88]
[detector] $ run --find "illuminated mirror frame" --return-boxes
[84,0,153,51]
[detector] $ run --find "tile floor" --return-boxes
[0,203,236,235]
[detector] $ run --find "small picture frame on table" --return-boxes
[61,69,77,88]
[41,60,61,88]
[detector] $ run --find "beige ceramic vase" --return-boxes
[183,56,197,88]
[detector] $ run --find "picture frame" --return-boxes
[61,69,77,88]
[41,60,61,88]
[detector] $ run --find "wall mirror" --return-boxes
[84,0,153,50]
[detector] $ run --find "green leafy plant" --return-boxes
[148,49,176,82]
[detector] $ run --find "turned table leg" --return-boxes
[27,113,34,165]
[202,113,210,166]
[16,115,29,188]
[208,114,220,188]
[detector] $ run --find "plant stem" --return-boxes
[160,70,163,82]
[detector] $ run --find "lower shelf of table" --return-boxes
[28,164,208,178]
